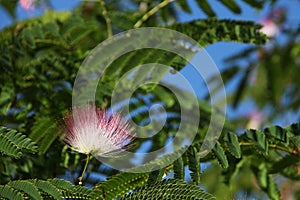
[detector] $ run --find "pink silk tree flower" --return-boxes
[20,0,35,11]
[63,105,134,157]
[259,19,280,38]
[258,7,286,38]
[246,110,264,130]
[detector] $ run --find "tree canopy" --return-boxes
[0,0,300,199]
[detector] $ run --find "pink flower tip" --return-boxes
[20,0,35,11]
[246,111,264,130]
[62,105,135,157]
[258,7,286,38]
[259,20,280,37]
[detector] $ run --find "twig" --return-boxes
[134,0,175,28]
[239,142,293,154]
[99,0,113,38]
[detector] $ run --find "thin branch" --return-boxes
[99,0,113,38]
[134,0,175,29]
[71,0,113,37]
[239,142,293,154]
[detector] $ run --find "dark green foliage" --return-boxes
[177,0,192,14]
[30,116,60,155]
[265,125,288,143]
[168,18,267,46]
[266,175,280,200]
[0,179,91,200]
[212,141,229,168]
[7,180,42,200]
[176,0,273,17]
[0,0,18,18]
[91,172,149,199]
[120,179,216,200]
[173,157,184,180]
[33,180,62,200]
[49,178,90,199]
[147,168,166,185]
[269,154,299,174]
[188,147,201,184]
[252,165,280,200]
[0,126,37,158]
[0,132,22,158]
[87,18,268,96]
[195,0,216,17]
[218,0,241,14]
[223,132,241,158]
[0,185,23,200]
[0,0,299,199]
[246,129,269,155]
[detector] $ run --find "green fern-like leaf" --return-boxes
[31,180,61,200]
[177,0,192,13]
[173,157,184,180]
[0,126,38,158]
[20,28,36,48]
[5,129,38,153]
[212,141,229,168]
[49,178,90,199]
[187,147,201,185]
[268,154,300,181]
[286,123,300,136]
[0,133,21,158]
[253,164,280,200]
[120,179,216,200]
[0,185,23,200]
[246,129,269,155]
[147,168,166,185]
[178,0,269,17]
[168,18,267,46]
[218,0,241,14]
[266,175,280,200]
[269,154,300,174]
[7,180,42,200]
[265,125,289,143]
[47,178,73,191]
[195,0,216,17]
[87,18,268,98]
[61,185,90,199]
[223,132,241,158]
[38,128,60,155]
[254,163,268,188]
[132,147,188,173]
[0,82,14,116]
[1,178,91,200]
[59,14,98,46]
[30,117,55,142]
[30,117,59,155]
[92,172,149,199]
[242,0,265,9]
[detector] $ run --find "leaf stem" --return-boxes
[134,0,175,28]
[239,142,293,153]
[99,0,113,38]
[78,153,91,185]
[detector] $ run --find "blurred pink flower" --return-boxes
[20,0,35,11]
[246,110,264,130]
[260,19,280,37]
[63,105,134,157]
[258,7,286,38]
